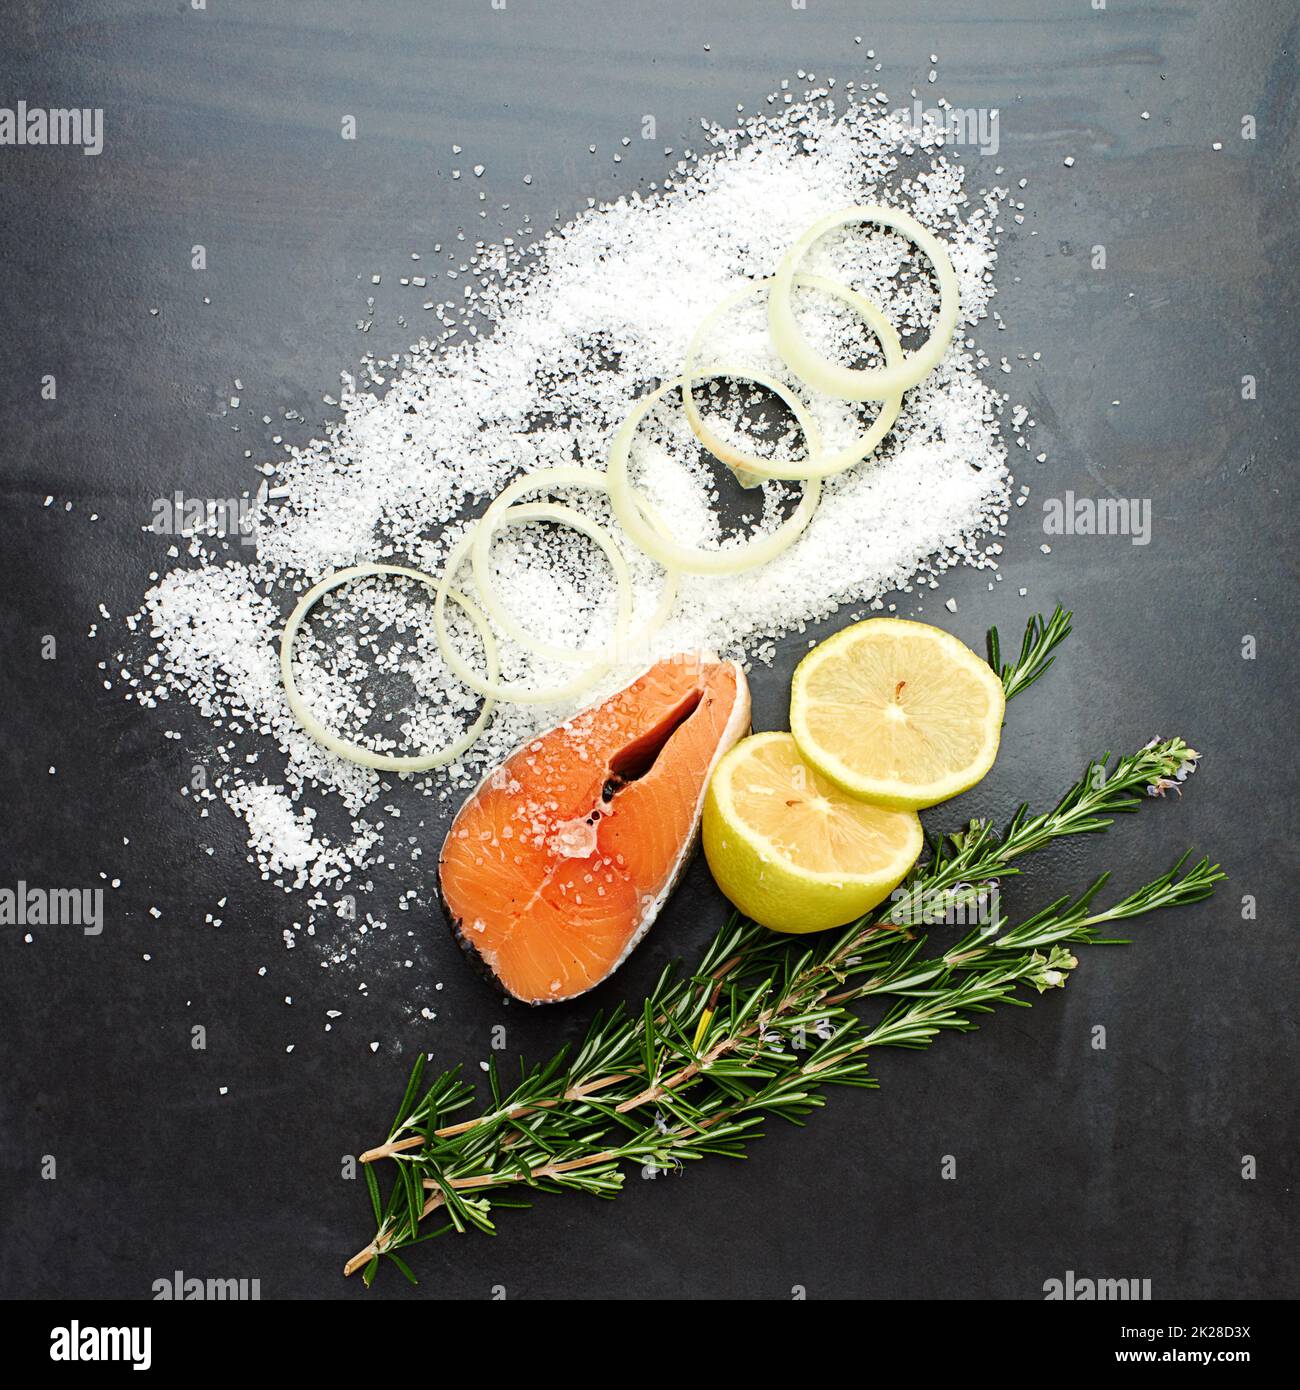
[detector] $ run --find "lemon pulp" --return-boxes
[790,619,1005,810]
[703,732,923,933]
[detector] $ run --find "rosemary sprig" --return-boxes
[344,610,1220,1284]
[346,849,1219,1281]
[876,735,1203,922]
[989,604,1072,699]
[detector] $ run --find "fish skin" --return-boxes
[438,654,751,1005]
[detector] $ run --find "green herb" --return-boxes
[344,609,1221,1283]
[988,604,1073,699]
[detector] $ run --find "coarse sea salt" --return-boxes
[126,82,1015,906]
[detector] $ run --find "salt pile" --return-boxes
[125,82,1017,903]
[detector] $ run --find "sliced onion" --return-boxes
[681,356,824,486]
[472,489,632,664]
[767,205,959,401]
[468,466,678,666]
[279,563,498,772]
[286,208,955,743]
[434,523,622,706]
[682,271,905,482]
[606,378,821,576]
[619,490,682,658]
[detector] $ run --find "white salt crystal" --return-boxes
[123,84,1017,898]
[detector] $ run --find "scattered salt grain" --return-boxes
[126,77,1017,903]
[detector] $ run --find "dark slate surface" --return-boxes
[0,0,1295,1301]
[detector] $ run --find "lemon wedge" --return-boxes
[703,732,923,933]
[790,618,1005,810]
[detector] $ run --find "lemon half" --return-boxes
[790,618,1005,810]
[703,732,923,934]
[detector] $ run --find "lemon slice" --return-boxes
[703,732,923,933]
[790,619,1005,810]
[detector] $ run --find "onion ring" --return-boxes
[287,206,956,738]
[279,563,498,772]
[434,520,624,706]
[606,378,822,576]
[681,359,823,491]
[682,271,905,482]
[469,466,678,666]
[472,490,632,665]
[767,205,959,401]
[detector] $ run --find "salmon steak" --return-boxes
[439,653,751,1004]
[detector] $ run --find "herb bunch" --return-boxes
[345,608,1221,1285]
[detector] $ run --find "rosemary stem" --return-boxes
[344,613,1221,1285]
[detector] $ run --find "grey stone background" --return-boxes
[0,0,1295,1299]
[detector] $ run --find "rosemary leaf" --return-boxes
[342,610,1220,1284]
